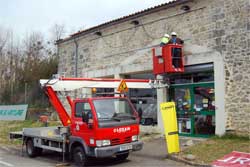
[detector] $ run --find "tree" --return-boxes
[0,28,59,106]
[49,23,66,42]
[0,26,9,56]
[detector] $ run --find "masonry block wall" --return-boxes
[57,0,250,135]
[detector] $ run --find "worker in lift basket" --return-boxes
[160,33,170,46]
[169,32,184,68]
[169,32,184,44]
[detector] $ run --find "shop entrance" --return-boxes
[168,69,215,137]
[124,73,157,126]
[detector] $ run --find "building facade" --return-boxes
[57,0,250,136]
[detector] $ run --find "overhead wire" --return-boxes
[101,25,139,49]
[71,7,205,60]
[141,21,169,40]
[88,6,205,51]
[100,44,160,58]
[91,7,205,41]
[101,10,188,57]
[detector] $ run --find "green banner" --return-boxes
[0,105,28,120]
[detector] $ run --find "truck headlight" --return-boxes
[102,140,111,146]
[96,140,111,147]
[132,135,139,142]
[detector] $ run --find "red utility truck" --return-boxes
[10,76,151,166]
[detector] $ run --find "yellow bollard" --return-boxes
[160,102,180,154]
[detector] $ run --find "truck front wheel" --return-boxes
[26,139,42,158]
[73,146,89,166]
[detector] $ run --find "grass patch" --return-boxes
[0,120,61,146]
[180,134,250,164]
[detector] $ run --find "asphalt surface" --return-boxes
[0,148,56,167]
[0,138,191,167]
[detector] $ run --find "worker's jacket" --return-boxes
[161,37,170,44]
[169,37,184,44]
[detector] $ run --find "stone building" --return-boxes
[56,0,250,136]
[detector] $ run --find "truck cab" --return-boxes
[69,96,143,165]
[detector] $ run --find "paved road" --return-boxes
[0,138,191,167]
[0,148,56,167]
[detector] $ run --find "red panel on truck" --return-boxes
[152,44,184,75]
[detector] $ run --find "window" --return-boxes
[75,102,91,118]
[169,72,214,85]
[170,82,215,136]
[125,73,157,125]
[93,98,134,120]
[178,115,191,134]
[95,88,114,97]
[173,88,191,111]
[193,73,214,83]
[194,87,215,111]
[170,75,192,84]
[194,115,215,135]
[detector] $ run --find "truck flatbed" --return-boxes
[10,127,66,141]
[10,126,69,153]
[23,127,64,142]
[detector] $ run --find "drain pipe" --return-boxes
[73,38,79,77]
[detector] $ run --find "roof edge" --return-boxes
[56,0,190,45]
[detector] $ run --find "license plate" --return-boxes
[120,145,132,151]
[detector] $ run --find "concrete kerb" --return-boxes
[168,136,212,167]
[167,137,212,167]
[166,154,211,167]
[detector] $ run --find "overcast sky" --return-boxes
[0,0,172,39]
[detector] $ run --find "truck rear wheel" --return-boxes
[116,152,129,161]
[26,139,42,158]
[73,146,89,166]
[26,139,36,157]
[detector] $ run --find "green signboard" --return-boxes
[0,105,28,120]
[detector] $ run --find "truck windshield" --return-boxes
[93,98,135,121]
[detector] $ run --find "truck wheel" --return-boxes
[26,139,37,158]
[116,152,129,161]
[73,146,88,166]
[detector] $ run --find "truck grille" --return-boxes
[111,136,132,145]
[111,138,120,145]
[124,136,131,143]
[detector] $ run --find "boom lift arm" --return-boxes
[40,77,152,126]
[44,86,71,126]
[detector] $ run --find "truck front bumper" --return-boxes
[94,141,143,158]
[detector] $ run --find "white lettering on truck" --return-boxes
[113,127,131,133]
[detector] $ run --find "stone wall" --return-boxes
[57,0,250,135]
[214,0,249,135]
